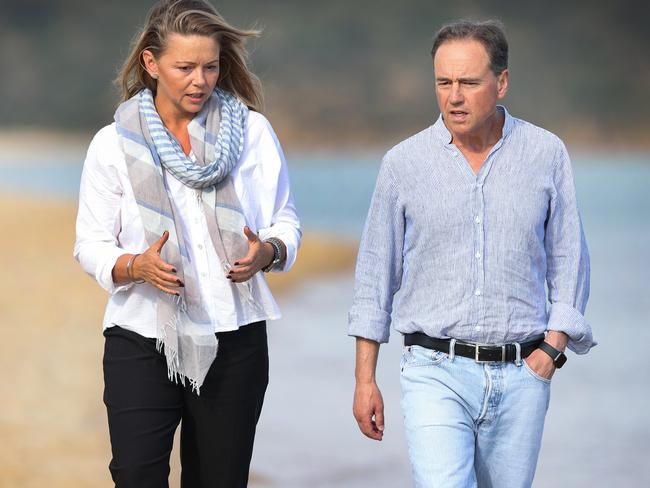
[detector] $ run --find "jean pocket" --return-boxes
[522,359,552,384]
[401,345,447,370]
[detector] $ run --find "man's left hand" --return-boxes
[524,348,556,380]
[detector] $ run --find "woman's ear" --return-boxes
[141,49,159,79]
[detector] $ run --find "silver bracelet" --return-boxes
[126,254,145,283]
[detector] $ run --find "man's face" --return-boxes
[433,39,508,139]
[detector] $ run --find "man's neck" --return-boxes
[451,108,505,154]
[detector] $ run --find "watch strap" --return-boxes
[262,237,282,272]
[538,341,567,368]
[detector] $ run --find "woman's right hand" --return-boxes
[132,231,184,296]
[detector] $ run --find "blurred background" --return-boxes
[0,0,648,487]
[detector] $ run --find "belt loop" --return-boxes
[514,342,522,366]
[449,338,456,362]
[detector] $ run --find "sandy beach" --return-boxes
[2,158,650,487]
[0,194,357,488]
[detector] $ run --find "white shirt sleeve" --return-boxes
[245,113,302,272]
[73,126,134,294]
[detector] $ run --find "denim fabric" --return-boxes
[400,345,550,488]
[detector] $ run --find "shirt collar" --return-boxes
[433,105,514,145]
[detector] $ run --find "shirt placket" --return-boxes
[471,178,486,334]
[192,189,220,321]
[454,140,504,340]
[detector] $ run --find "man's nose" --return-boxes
[450,83,463,104]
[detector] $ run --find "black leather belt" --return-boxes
[404,332,545,362]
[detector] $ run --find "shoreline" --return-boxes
[2,128,650,160]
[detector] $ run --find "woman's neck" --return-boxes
[154,95,193,130]
[154,95,193,155]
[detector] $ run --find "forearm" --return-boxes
[111,253,138,285]
[355,337,380,384]
[262,238,287,268]
[545,330,569,352]
[258,223,298,272]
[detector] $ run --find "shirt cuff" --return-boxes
[258,224,301,273]
[348,309,391,344]
[96,248,135,295]
[547,301,597,354]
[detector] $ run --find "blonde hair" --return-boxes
[116,0,263,111]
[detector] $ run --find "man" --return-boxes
[349,20,595,487]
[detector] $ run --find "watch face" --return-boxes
[555,353,567,368]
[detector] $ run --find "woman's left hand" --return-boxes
[227,226,274,283]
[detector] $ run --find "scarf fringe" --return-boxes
[155,293,204,395]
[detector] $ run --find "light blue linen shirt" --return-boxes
[348,107,595,354]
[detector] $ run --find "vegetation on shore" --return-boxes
[2,0,648,149]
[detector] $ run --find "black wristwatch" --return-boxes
[537,342,567,369]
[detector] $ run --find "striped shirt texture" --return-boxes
[348,107,595,354]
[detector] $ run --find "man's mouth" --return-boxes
[449,110,468,121]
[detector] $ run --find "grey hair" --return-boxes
[431,20,508,75]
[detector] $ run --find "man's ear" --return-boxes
[497,69,509,99]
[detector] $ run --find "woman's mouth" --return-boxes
[187,93,205,103]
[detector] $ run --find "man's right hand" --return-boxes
[353,381,385,441]
[132,231,184,296]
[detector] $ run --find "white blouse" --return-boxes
[74,111,301,337]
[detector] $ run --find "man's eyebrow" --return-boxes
[435,76,482,83]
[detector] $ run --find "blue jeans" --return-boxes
[400,344,550,488]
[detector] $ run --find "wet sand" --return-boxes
[0,194,356,488]
[3,159,650,487]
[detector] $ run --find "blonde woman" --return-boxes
[73,1,301,486]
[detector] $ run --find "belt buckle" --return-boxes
[474,344,488,363]
[474,344,506,363]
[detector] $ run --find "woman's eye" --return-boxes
[206,65,218,71]
[178,66,192,72]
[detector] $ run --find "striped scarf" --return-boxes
[114,88,261,392]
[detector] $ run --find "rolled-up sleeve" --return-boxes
[253,116,301,272]
[545,142,595,354]
[73,130,132,295]
[348,158,404,343]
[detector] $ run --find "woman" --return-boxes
[73,1,301,486]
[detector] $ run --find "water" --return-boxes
[2,151,649,486]
[254,151,650,486]
[2,150,648,238]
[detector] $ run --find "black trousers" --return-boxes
[102,322,268,488]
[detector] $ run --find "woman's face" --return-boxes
[143,33,220,120]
